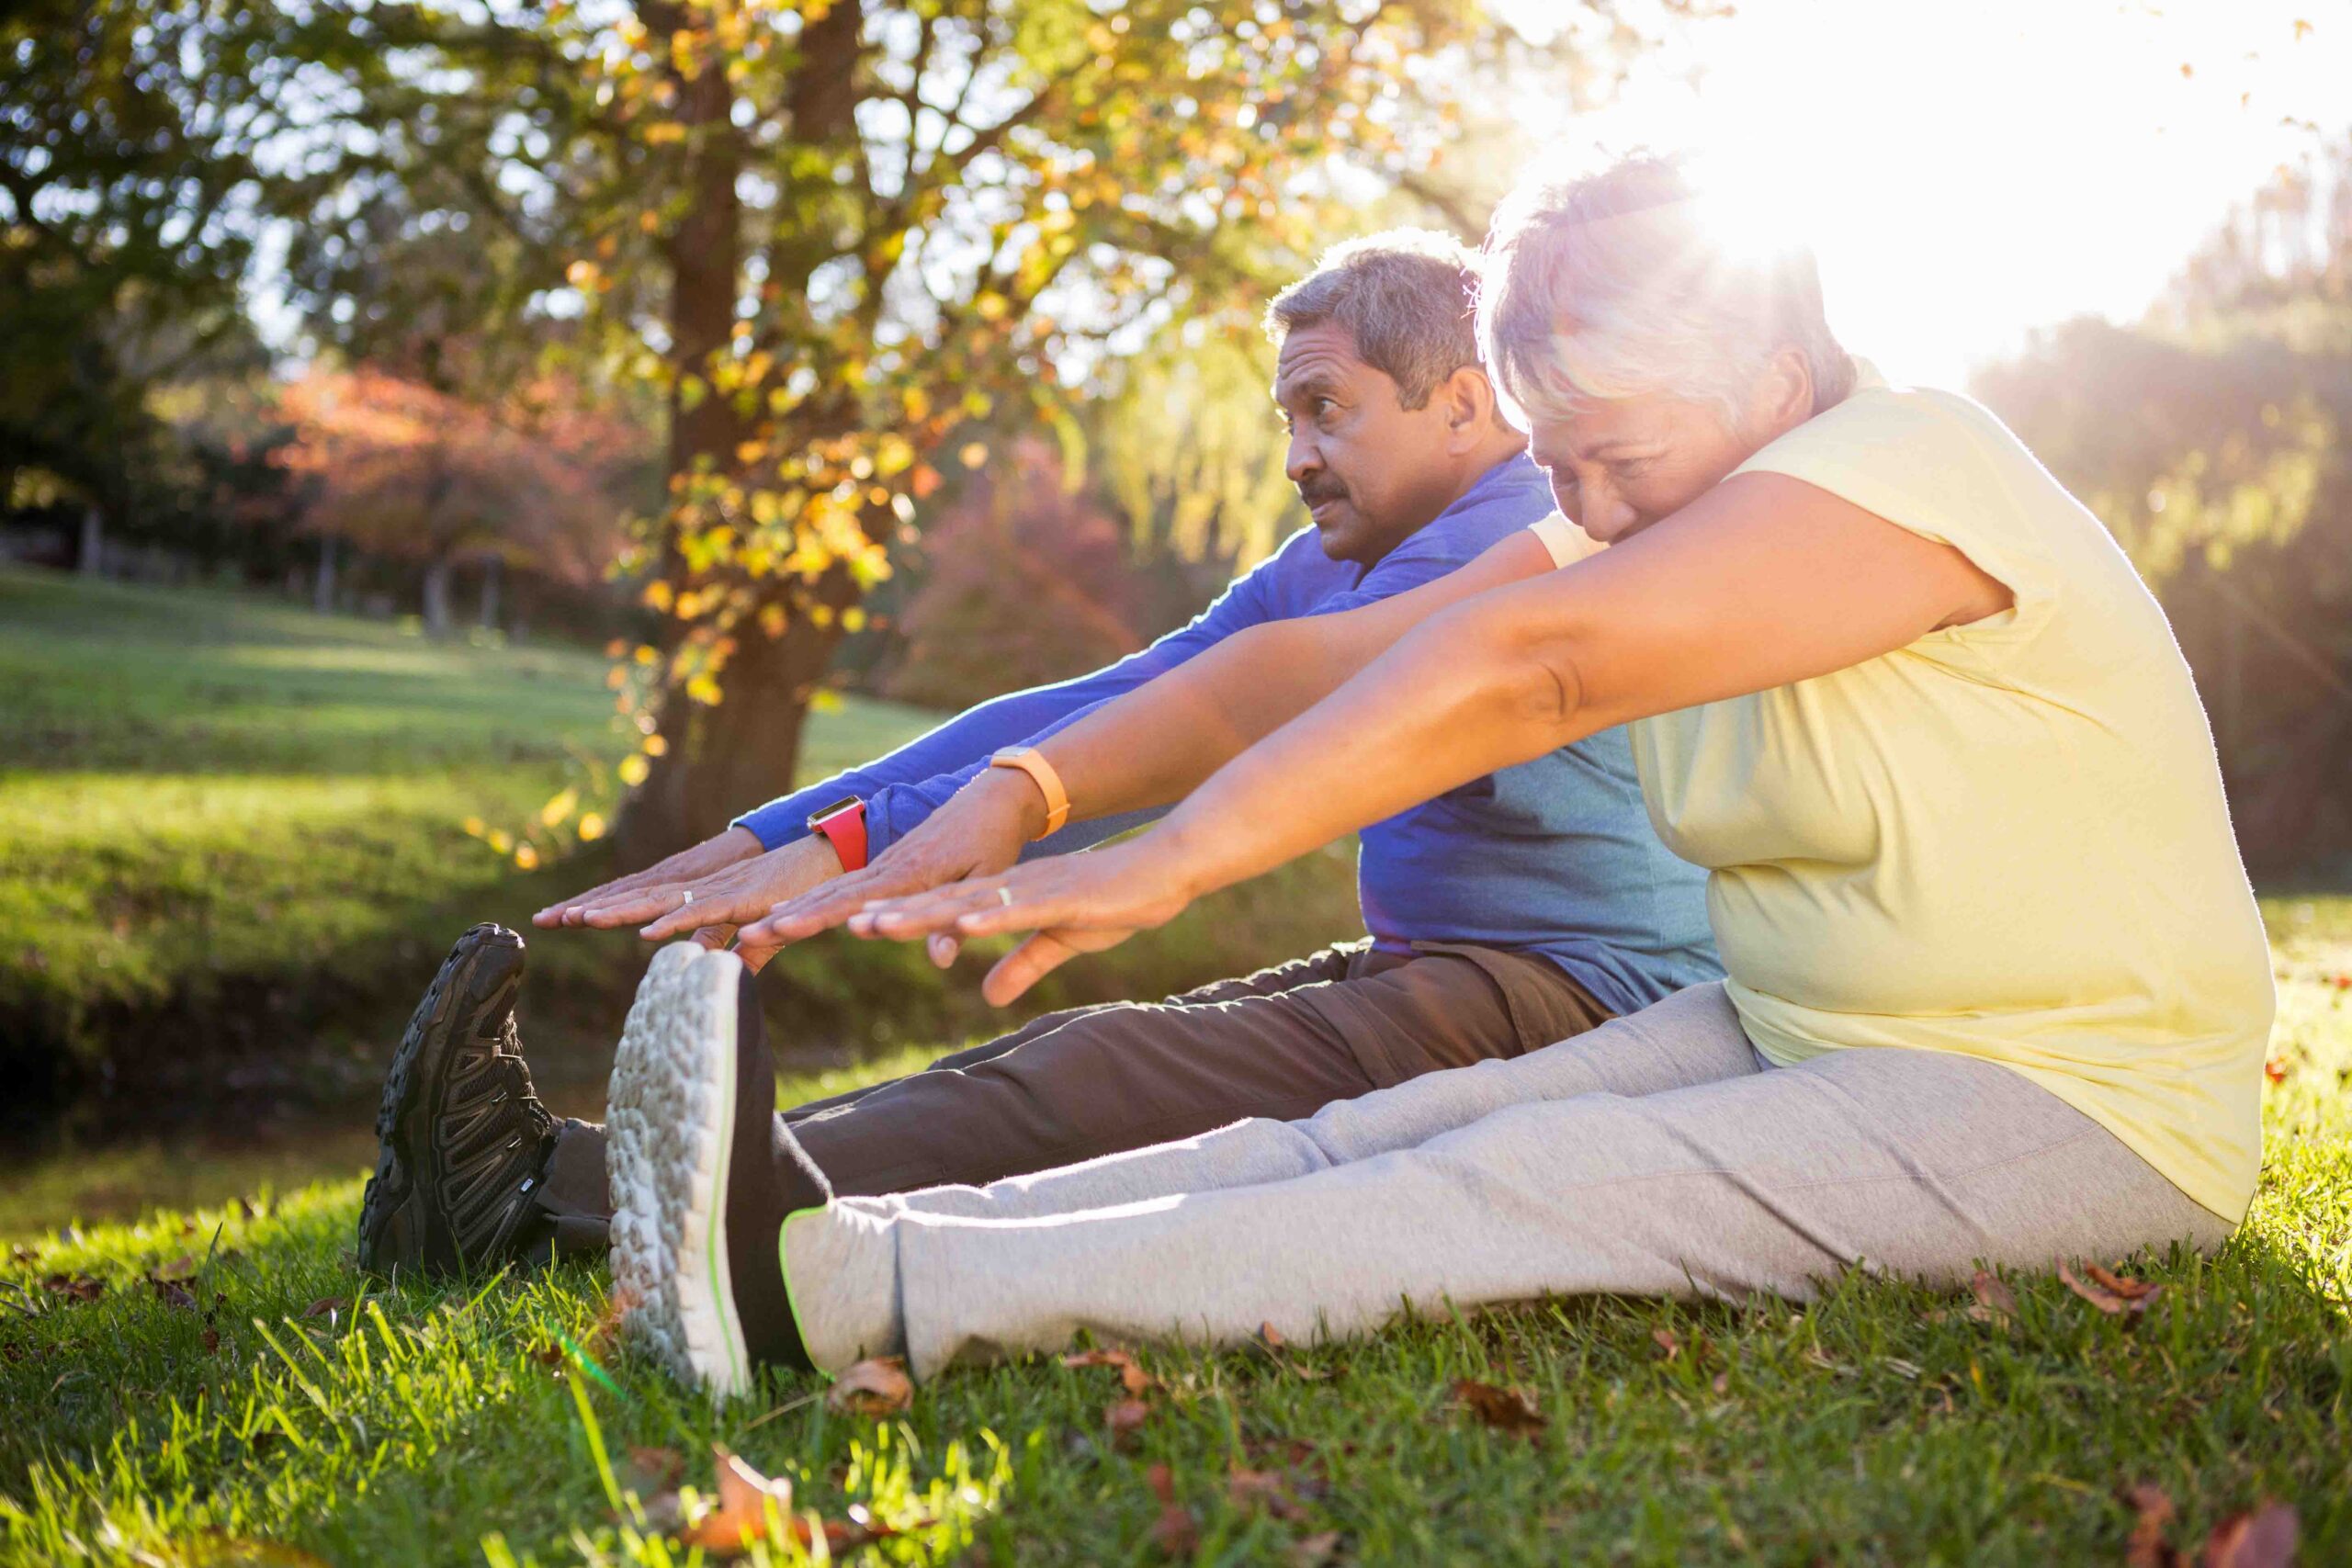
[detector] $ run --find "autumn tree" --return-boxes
[275,367,647,633]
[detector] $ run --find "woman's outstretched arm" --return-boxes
[859,471,2010,1003]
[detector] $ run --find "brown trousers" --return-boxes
[533,939,1611,1257]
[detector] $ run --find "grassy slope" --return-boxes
[0,901,2345,1566]
[0,567,1359,1145]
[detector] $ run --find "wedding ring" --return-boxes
[680,887,695,906]
[996,886,1015,908]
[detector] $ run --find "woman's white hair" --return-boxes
[1476,154,1855,431]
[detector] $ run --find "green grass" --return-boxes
[0,567,1360,1140]
[1,906,2346,1566]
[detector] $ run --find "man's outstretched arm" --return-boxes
[741,527,1560,948]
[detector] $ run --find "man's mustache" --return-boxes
[1297,480,1349,510]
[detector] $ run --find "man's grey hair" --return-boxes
[1476,155,1856,430]
[1263,229,1484,410]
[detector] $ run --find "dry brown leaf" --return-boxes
[1450,1378,1546,1438]
[1651,1327,1681,1360]
[1144,1462,1195,1556]
[825,1355,913,1416]
[2124,1483,2177,1568]
[1105,1397,1153,1450]
[299,1296,348,1321]
[154,1253,198,1281]
[43,1273,105,1303]
[1063,1347,1154,1395]
[150,1277,197,1311]
[680,1448,797,1556]
[1227,1465,1308,1521]
[1290,1530,1343,1566]
[623,1446,684,1494]
[2061,1263,2163,1320]
[1970,1269,2018,1323]
[2201,1501,2298,1568]
[1258,1320,1287,1349]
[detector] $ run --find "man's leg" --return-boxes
[787,942,1606,1201]
[779,942,1369,1122]
[785,1000,2231,1376]
[527,942,1371,1257]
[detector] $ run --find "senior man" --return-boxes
[356,230,1719,1279]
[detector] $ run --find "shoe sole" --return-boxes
[357,925,523,1274]
[608,942,752,1397]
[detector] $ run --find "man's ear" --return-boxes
[1438,366,1496,453]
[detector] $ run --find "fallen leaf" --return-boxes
[623,1446,684,1494]
[1290,1530,1343,1566]
[1970,1269,2018,1325]
[43,1273,105,1303]
[154,1253,198,1280]
[1146,1463,1176,1504]
[9,1245,36,1267]
[1712,1371,1730,1396]
[2263,1058,2289,1084]
[1227,1466,1306,1521]
[1258,1320,1287,1349]
[2122,1483,2175,1568]
[149,1277,197,1311]
[820,1501,906,1554]
[681,1448,796,1555]
[1063,1346,1154,1395]
[1104,1397,1153,1450]
[201,1327,221,1354]
[1652,1327,1681,1360]
[825,1355,913,1416]
[1450,1378,1546,1438]
[299,1296,348,1321]
[2202,1500,2298,1568]
[2060,1263,2162,1320]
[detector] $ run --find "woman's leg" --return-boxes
[791,1041,2231,1377]
[838,980,1752,1224]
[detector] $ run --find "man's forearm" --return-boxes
[1031,529,1556,826]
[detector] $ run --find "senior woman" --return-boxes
[604,155,2273,1393]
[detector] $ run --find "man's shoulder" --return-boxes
[1369,457,1556,580]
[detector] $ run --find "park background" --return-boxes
[4,2,2350,1564]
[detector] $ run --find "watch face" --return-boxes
[808,795,861,828]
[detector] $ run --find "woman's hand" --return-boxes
[737,768,1046,969]
[847,831,1201,1007]
[548,832,844,970]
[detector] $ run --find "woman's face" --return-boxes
[1522,354,1815,544]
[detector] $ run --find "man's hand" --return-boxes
[737,767,1045,969]
[549,833,846,970]
[532,826,763,934]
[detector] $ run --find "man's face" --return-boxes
[1273,321,1463,566]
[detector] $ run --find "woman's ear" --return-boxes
[1750,348,1815,437]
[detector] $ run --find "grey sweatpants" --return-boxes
[784,984,2234,1379]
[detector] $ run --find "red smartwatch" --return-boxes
[805,795,869,872]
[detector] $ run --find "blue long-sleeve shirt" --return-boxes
[737,454,1721,1016]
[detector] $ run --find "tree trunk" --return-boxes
[421,555,454,637]
[79,505,103,577]
[612,0,867,866]
[479,555,502,632]
[314,535,338,615]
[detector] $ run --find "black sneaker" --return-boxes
[608,943,826,1395]
[356,923,557,1277]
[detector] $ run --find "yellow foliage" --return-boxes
[617,754,650,786]
[643,731,671,756]
[578,813,607,842]
[514,842,541,871]
[539,787,579,828]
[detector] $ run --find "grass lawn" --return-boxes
[0,566,1359,1164]
[0,899,2345,1565]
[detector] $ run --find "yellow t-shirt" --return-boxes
[1531,366,2275,1220]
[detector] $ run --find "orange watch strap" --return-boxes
[989,747,1071,839]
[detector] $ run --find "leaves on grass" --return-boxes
[1449,1378,1546,1438]
[299,1296,348,1322]
[1104,1397,1153,1450]
[824,1355,913,1416]
[1250,1322,1331,1382]
[1063,1346,1154,1396]
[149,1276,197,1311]
[1290,1530,1344,1565]
[2202,1501,2298,1568]
[2121,1485,2298,1568]
[1227,1465,1309,1522]
[1146,1462,1196,1557]
[1970,1269,2018,1325]
[154,1253,198,1280]
[42,1273,105,1303]
[678,1448,797,1556]
[2061,1262,2163,1322]
[1652,1327,1681,1360]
